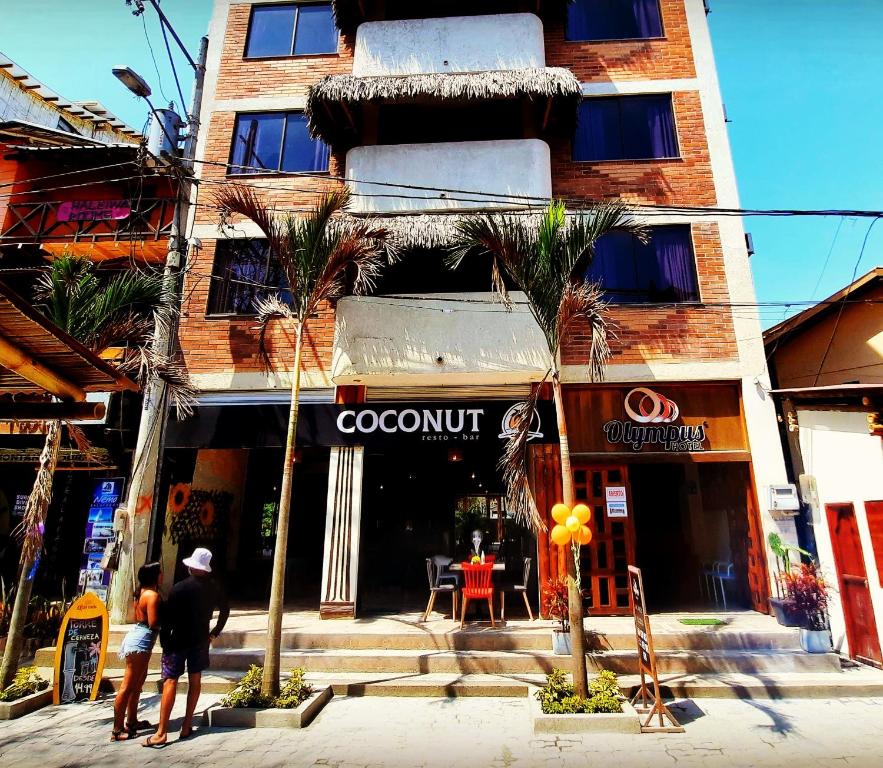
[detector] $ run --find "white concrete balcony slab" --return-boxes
[345,139,551,214]
[332,294,548,385]
[353,14,545,77]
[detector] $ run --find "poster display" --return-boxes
[78,478,124,603]
[606,486,628,518]
[52,592,109,704]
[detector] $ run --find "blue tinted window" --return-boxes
[281,113,331,171]
[231,112,330,174]
[293,4,338,55]
[574,95,678,161]
[246,6,296,57]
[567,0,663,41]
[231,113,284,172]
[246,3,337,58]
[586,225,698,304]
[208,239,291,315]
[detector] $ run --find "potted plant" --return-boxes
[542,579,571,655]
[767,533,810,627]
[781,563,832,653]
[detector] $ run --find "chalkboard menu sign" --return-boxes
[627,565,683,733]
[53,592,109,705]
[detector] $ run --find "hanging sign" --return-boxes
[604,388,706,453]
[57,199,131,222]
[605,486,628,518]
[52,592,109,704]
[628,566,683,733]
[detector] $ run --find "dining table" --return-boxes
[448,562,505,571]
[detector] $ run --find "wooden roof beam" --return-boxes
[0,332,86,401]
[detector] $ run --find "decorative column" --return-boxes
[320,446,364,618]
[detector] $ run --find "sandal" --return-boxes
[179,727,195,740]
[126,719,153,737]
[142,735,167,749]
[110,729,130,742]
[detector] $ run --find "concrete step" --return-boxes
[41,665,883,700]
[66,626,804,654]
[37,645,837,676]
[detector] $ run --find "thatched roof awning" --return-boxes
[342,211,547,250]
[307,67,580,145]
[0,281,138,401]
[331,1,572,34]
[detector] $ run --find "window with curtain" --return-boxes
[208,239,291,315]
[573,95,678,161]
[245,3,338,57]
[230,112,330,174]
[585,225,699,304]
[566,0,663,41]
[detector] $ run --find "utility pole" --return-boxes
[108,27,208,622]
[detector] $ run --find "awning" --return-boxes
[0,281,138,402]
[307,67,581,146]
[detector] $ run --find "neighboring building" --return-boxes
[766,268,883,667]
[0,52,176,602]
[157,0,791,618]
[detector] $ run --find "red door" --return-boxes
[826,503,883,667]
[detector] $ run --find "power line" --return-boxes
[0,161,140,191]
[159,16,188,116]
[140,12,172,107]
[812,216,882,386]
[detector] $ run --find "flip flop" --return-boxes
[142,736,167,749]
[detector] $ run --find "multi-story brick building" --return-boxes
[158,0,795,619]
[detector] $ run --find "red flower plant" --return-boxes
[780,562,830,631]
[542,578,570,632]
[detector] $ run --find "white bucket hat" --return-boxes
[182,547,212,573]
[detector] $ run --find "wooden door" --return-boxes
[826,503,883,667]
[573,465,636,615]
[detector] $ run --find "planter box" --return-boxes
[0,688,52,720]
[205,687,332,729]
[530,692,641,734]
[551,630,572,655]
[769,598,801,627]
[799,628,832,654]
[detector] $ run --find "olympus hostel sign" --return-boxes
[603,387,707,452]
[296,400,558,448]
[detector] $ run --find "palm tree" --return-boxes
[0,255,192,690]
[213,186,389,697]
[450,200,644,698]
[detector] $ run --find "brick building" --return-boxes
[159,0,794,618]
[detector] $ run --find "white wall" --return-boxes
[332,293,549,385]
[353,14,545,76]
[797,409,883,656]
[346,139,551,214]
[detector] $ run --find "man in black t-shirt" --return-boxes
[144,547,228,747]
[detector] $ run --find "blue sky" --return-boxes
[1,0,880,327]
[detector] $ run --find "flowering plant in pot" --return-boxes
[780,563,831,653]
[767,533,810,627]
[542,579,571,654]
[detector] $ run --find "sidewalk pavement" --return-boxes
[2,692,883,767]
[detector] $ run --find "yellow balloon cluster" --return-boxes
[550,503,593,547]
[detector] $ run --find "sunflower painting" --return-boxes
[166,487,232,544]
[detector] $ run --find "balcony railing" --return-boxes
[345,139,551,215]
[0,198,175,246]
[353,14,545,77]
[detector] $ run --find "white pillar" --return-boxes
[320,446,364,618]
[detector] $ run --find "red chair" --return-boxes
[460,563,496,629]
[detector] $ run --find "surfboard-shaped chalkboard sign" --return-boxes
[53,591,109,704]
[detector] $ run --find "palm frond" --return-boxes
[498,381,548,533]
[64,423,102,466]
[555,282,610,381]
[254,293,295,372]
[214,185,287,265]
[16,421,61,566]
